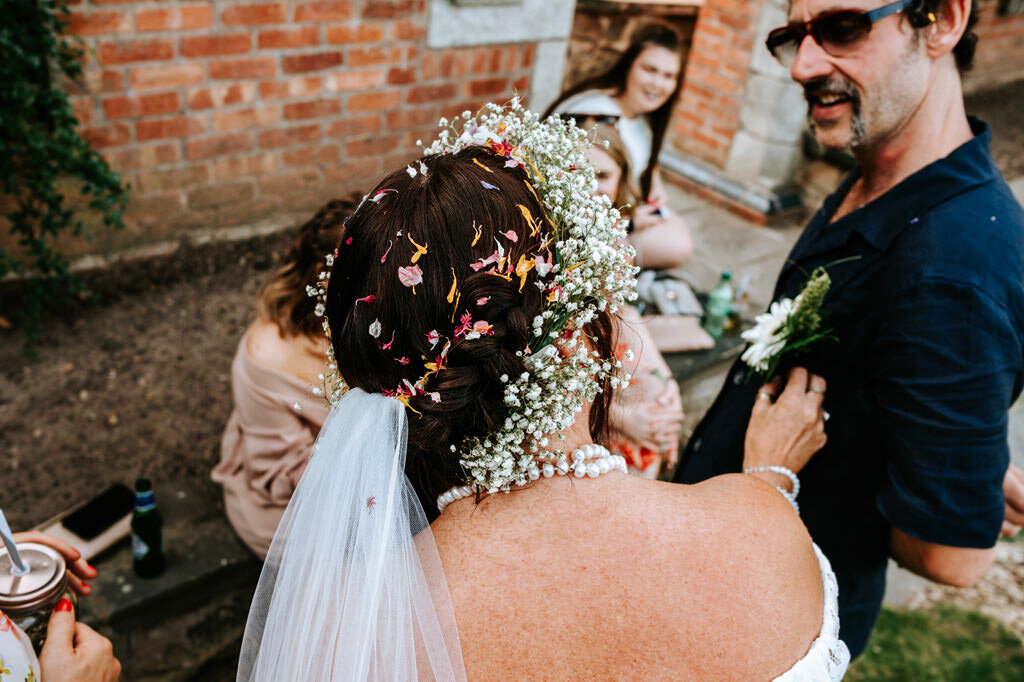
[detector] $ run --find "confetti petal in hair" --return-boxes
[380,331,396,351]
[418,161,428,176]
[476,296,490,306]
[515,254,535,292]
[369,319,382,338]
[516,204,539,237]
[426,329,441,348]
[523,179,541,204]
[480,181,499,190]
[487,269,512,282]
[454,311,473,338]
[534,254,552,277]
[396,356,411,365]
[471,220,483,247]
[427,391,441,403]
[380,240,393,263]
[450,290,461,322]
[356,295,377,305]
[406,165,417,178]
[370,189,397,203]
[501,229,518,243]
[345,237,354,245]
[446,268,458,304]
[472,158,494,173]
[470,250,500,272]
[408,234,429,263]
[397,264,423,293]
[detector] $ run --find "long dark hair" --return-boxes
[544,22,685,200]
[325,148,616,515]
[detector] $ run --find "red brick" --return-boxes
[97,39,174,65]
[188,181,256,210]
[212,153,278,181]
[260,77,323,100]
[348,90,401,112]
[221,3,288,26]
[347,46,401,67]
[79,69,124,94]
[282,52,343,74]
[103,91,180,119]
[362,0,415,19]
[522,42,536,69]
[407,84,456,104]
[136,116,206,142]
[467,77,508,97]
[187,84,257,109]
[136,6,213,32]
[385,108,437,129]
[281,144,340,167]
[129,64,204,91]
[326,115,381,137]
[259,124,321,148]
[347,134,398,157]
[392,19,425,41]
[283,99,341,119]
[187,133,254,160]
[387,67,416,85]
[512,75,529,94]
[70,97,94,125]
[181,34,252,58]
[68,11,130,36]
[135,165,211,195]
[214,106,281,131]
[258,26,321,49]
[294,2,354,22]
[324,69,385,92]
[325,23,385,44]
[82,123,132,148]
[259,170,323,198]
[323,158,381,183]
[104,143,180,171]
[210,57,277,80]
[125,192,185,219]
[439,49,469,78]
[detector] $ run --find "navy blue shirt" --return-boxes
[675,119,1024,657]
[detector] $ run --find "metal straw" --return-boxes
[0,509,28,576]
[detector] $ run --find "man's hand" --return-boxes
[1002,462,1024,537]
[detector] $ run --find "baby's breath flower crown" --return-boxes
[313,98,638,494]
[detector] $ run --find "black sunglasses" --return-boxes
[765,0,914,67]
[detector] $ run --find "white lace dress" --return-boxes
[773,544,850,681]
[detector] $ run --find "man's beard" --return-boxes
[804,75,866,150]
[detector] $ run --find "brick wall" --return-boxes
[668,0,761,170]
[968,0,1024,91]
[50,0,534,259]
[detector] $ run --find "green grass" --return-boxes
[845,606,1024,682]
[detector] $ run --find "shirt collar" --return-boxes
[820,117,1000,253]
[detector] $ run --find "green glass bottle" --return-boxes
[131,477,166,578]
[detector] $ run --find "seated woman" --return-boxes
[211,199,353,559]
[545,22,686,209]
[237,103,847,681]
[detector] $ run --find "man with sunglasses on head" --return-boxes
[674,0,1024,658]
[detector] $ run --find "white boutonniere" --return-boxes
[741,266,835,380]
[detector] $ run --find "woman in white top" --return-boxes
[236,104,847,681]
[546,22,687,208]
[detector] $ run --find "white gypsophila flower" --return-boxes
[740,297,798,373]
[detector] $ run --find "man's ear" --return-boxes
[924,0,971,62]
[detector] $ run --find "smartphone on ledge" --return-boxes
[33,483,134,560]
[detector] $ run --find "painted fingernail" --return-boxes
[55,598,73,612]
[86,563,97,572]
[81,582,91,590]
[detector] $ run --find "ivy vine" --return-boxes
[1,0,129,353]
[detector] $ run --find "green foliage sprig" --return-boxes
[1,0,129,353]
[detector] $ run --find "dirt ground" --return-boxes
[2,79,1023,531]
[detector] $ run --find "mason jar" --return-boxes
[0,542,77,652]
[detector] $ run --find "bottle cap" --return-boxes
[722,271,732,281]
[0,543,68,616]
[135,477,152,492]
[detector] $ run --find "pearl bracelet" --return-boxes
[744,465,800,513]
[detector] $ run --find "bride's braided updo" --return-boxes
[326,147,615,514]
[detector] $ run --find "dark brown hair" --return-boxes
[543,22,685,201]
[325,148,616,514]
[906,0,979,72]
[258,197,356,338]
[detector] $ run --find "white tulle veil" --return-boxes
[236,388,467,681]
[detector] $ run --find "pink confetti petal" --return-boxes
[380,331,395,351]
[476,297,490,306]
[356,295,377,305]
[345,237,354,245]
[397,264,423,290]
[380,240,393,264]
[396,356,410,365]
[501,229,518,243]
[370,189,397,203]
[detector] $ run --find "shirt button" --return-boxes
[733,371,744,385]
[692,437,702,452]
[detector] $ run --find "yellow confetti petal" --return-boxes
[408,233,429,263]
[515,254,535,292]
[523,179,540,204]
[450,290,461,321]
[447,268,458,303]
[471,220,483,247]
[472,158,494,173]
